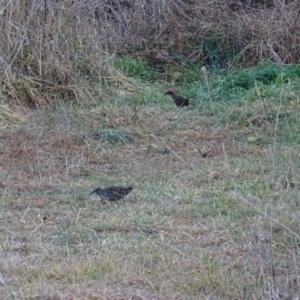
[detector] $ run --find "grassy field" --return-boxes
[1,63,300,299]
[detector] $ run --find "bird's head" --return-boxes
[90,188,101,195]
[164,90,175,96]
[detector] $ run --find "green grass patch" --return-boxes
[114,57,160,81]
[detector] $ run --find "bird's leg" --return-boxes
[100,198,107,205]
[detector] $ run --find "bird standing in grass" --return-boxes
[164,90,189,107]
[90,186,133,202]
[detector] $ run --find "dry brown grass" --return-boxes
[1,94,300,298]
[1,0,300,114]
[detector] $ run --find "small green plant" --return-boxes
[114,57,158,80]
[89,129,134,146]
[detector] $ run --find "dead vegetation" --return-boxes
[1,0,300,111]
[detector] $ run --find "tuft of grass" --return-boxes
[89,129,134,146]
[114,57,160,81]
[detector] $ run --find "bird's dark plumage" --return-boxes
[164,90,189,107]
[90,186,133,201]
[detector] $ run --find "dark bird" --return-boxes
[164,90,189,107]
[90,186,133,201]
